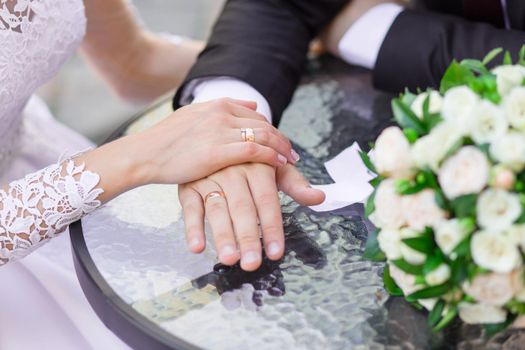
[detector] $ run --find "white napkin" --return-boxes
[309,142,376,212]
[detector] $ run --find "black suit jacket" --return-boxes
[173,0,349,125]
[374,0,525,92]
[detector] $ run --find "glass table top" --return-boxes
[78,57,525,349]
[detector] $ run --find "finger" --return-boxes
[179,185,206,253]
[213,143,288,169]
[227,127,293,163]
[246,168,284,261]
[215,171,262,271]
[194,181,240,266]
[277,165,326,206]
[227,98,257,111]
[227,101,267,122]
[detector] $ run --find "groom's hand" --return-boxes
[178,163,325,271]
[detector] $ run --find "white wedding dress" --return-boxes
[0,1,132,349]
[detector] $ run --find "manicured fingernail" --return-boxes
[221,245,236,258]
[267,242,281,256]
[242,251,260,265]
[291,149,301,162]
[277,154,288,166]
[189,238,201,251]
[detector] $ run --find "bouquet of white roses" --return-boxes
[363,47,525,335]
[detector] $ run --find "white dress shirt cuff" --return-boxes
[338,3,404,70]
[181,77,273,123]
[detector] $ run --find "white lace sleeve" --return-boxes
[0,159,104,266]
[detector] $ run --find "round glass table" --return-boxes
[71,57,525,349]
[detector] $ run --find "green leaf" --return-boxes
[403,128,419,143]
[359,151,377,174]
[392,259,424,276]
[423,252,445,275]
[391,98,427,135]
[364,229,386,262]
[451,258,468,284]
[450,194,478,218]
[461,59,489,75]
[428,300,446,327]
[503,51,513,65]
[434,189,450,211]
[407,283,451,300]
[484,315,516,337]
[401,90,417,106]
[369,176,383,188]
[395,181,426,195]
[403,234,435,255]
[519,45,525,65]
[365,189,376,217]
[452,235,472,258]
[383,265,403,296]
[433,305,458,332]
[483,48,504,65]
[440,60,476,94]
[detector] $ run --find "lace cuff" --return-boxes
[0,159,104,265]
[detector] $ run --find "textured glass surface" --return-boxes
[82,57,525,349]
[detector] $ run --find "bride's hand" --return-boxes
[78,99,297,203]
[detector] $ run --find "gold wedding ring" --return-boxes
[204,191,226,205]
[241,128,256,142]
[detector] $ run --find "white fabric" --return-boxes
[184,77,273,122]
[338,3,403,69]
[0,1,130,349]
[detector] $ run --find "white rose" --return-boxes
[389,264,421,296]
[400,228,426,265]
[438,146,490,200]
[374,127,414,179]
[433,219,469,256]
[425,264,451,286]
[492,65,525,96]
[491,165,516,190]
[411,90,443,118]
[458,302,507,324]
[442,86,479,133]
[411,121,463,172]
[509,225,525,250]
[477,189,522,232]
[402,189,448,231]
[462,272,515,306]
[377,228,403,260]
[471,230,522,273]
[490,131,525,171]
[504,86,525,131]
[373,180,406,229]
[469,100,508,144]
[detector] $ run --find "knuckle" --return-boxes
[256,192,278,207]
[237,234,260,248]
[258,130,270,144]
[243,142,258,157]
[206,200,224,214]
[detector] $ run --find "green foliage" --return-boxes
[392,259,424,276]
[359,151,376,174]
[440,60,475,94]
[363,229,386,262]
[482,48,504,65]
[428,300,446,328]
[403,230,435,255]
[484,315,517,338]
[365,189,376,217]
[392,98,427,135]
[433,305,458,332]
[450,194,478,218]
[503,51,513,65]
[383,265,403,296]
[407,283,451,300]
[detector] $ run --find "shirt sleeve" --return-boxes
[181,77,273,123]
[338,3,404,70]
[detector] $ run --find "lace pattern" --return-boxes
[0,0,39,33]
[0,159,104,265]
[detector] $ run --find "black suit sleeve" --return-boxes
[173,0,349,125]
[373,9,525,93]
